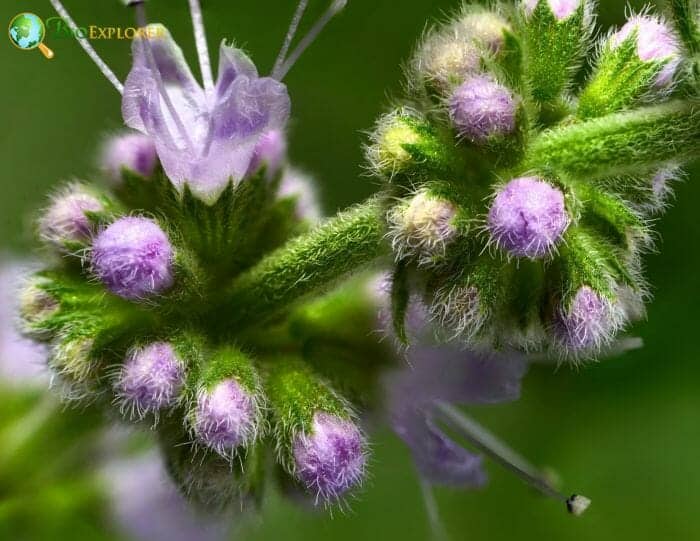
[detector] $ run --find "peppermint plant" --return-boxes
[17,0,700,519]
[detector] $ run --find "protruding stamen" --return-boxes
[276,0,348,81]
[272,0,309,79]
[418,478,449,541]
[188,0,215,91]
[131,3,195,152]
[48,0,124,94]
[434,401,591,516]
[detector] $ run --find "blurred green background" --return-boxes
[1,0,699,539]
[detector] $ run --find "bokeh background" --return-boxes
[1,0,699,539]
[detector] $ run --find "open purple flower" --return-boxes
[122,25,291,201]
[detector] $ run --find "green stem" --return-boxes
[670,0,700,54]
[524,100,700,178]
[216,196,387,330]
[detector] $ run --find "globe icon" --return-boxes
[8,13,44,50]
[8,13,53,58]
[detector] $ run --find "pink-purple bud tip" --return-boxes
[449,75,517,144]
[557,286,613,351]
[91,217,174,300]
[247,129,287,177]
[488,177,569,258]
[293,412,366,501]
[524,0,581,20]
[102,133,158,182]
[194,379,258,455]
[40,188,103,249]
[612,15,681,87]
[117,342,185,416]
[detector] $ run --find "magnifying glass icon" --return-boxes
[8,13,55,59]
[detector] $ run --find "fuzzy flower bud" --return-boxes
[555,286,618,352]
[293,412,366,501]
[611,15,681,88]
[101,132,158,184]
[453,11,511,53]
[247,129,287,177]
[449,75,518,144]
[370,112,424,174]
[194,379,260,456]
[488,177,569,258]
[91,217,174,300]
[116,342,185,418]
[19,277,59,331]
[388,191,458,264]
[524,0,581,20]
[39,185,104,251]
[417,31,480,90]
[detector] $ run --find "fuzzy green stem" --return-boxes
[217,196,387,329]
[524,100,700,178]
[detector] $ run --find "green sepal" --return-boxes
[159,415,264,511]
[577,30,668,119]
[262,357,351,473]
[390,261,411,345]
[193,345,261,396]
[522,0,589,106]
[669,0,700,54]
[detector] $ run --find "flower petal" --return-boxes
[216,43,258,98]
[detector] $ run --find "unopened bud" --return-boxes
[293,412,366,502]
[39,185,104,252]
[91,217,174,300]
[449,75,518,144]
[388,191,458,265]
[488,177,569,258]
[101,132,157,184]
[116,342,185,418]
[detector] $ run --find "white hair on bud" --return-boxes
[387,190,458,267]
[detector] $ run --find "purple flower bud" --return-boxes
[91,217,174,300]
[101,132,158,183]
[388,191,458,265]
[194,379,259,456]
[117,342,185,417]
[449,75,518,144]
[524,0,581,20]
[488,177,569,258]
[612,15,681,87]
[556,286,617,352]
[39,186,104,250]
[246,129,287,177]
[278,168,321,222]
[293,412,366,501]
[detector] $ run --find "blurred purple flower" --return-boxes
[384,346,527,487]
[102,449,230,541]
[0,260,48,386]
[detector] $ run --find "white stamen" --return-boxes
[272,0,309,79]
[434,401,590,516]
[48,0,124,94]
[133,3,195,152]
[188,0,215,91]
[276,0,348,81]
[418,477,449,541]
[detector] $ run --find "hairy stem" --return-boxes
[525,100,700,178]
[217,196,387,329]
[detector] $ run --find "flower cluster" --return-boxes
[369,0,698,359]
[15,0,700,520]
